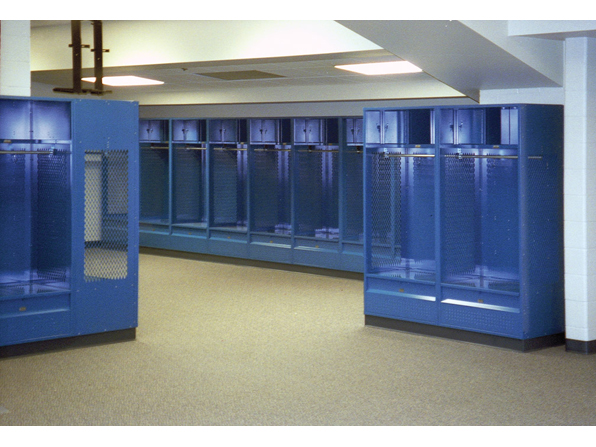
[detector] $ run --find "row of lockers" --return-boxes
[139,116,365,272]
[140,104,564,350]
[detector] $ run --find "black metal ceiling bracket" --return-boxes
[53,20,112,95]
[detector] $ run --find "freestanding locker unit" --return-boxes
[364,104,564,351]
[0,96,139,356]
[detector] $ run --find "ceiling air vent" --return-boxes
[195,70,285,80]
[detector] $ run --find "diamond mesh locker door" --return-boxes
[84,150,129,282]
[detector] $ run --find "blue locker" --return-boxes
[209,119,248,232]
[364,104,564,351]
[172,119,207,230]
[340,117,365,272]
[139,118,169,230]
[0,96,139,355]
[248,118,293,263]
[249,119,292,235]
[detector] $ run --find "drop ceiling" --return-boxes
[28,20,596,105]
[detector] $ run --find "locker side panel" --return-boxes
[520,105,564,338]
[71,100,139,336]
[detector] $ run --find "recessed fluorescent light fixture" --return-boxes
[82,76,164,86]
[335,61,422,75]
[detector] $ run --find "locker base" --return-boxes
[565,339,596,354]
[364,315,565,352]
[0,328,136,358]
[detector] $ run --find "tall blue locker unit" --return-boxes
[139,118,170,237]
[170,119,209,253]
[363,104,564,351]
[249,118,293,264]
[293,118,341,268]
[0,96,139,356]
[208,119,250,257]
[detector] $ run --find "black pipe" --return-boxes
[92,20,103,92]
[71,20,82,94]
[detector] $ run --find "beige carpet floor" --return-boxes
[1,252,596,425]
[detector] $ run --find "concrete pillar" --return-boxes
[0,20,31,97]
[564,37,596,353]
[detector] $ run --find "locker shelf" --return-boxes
[0,282,69,299]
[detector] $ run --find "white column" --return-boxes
[0,20,31,97]
[564,37,596,351]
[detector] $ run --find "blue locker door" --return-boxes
[71,99,139,336]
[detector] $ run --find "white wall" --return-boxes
[563,37,596,343]
[0,20,31,96]
[139,97,477,119]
